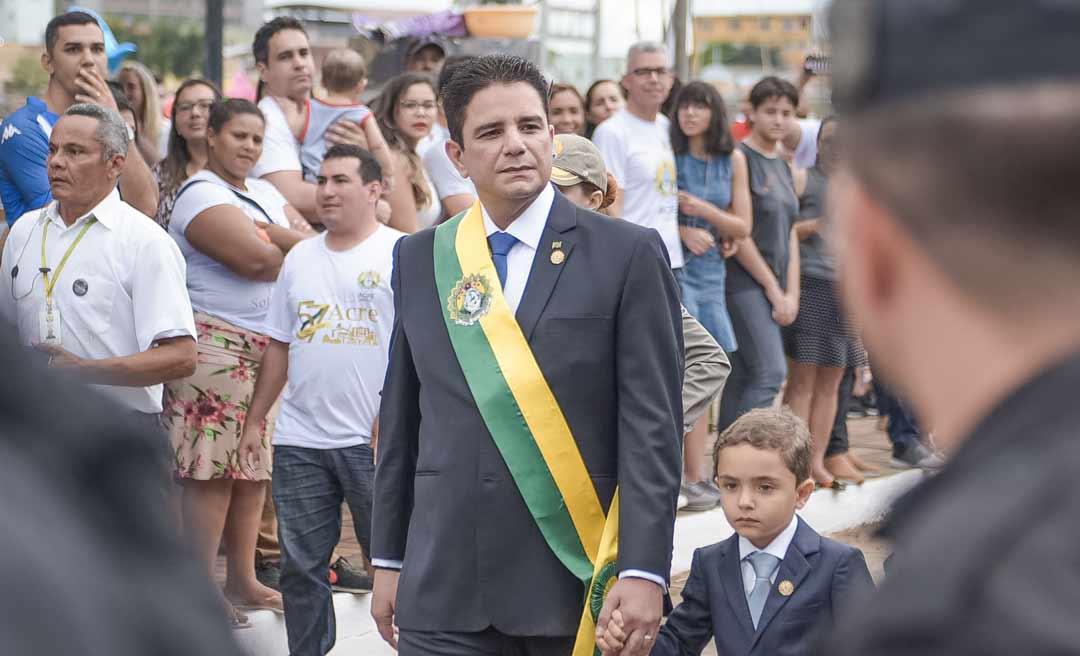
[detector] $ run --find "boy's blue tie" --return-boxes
[746,551,781,630]
[488,232,519,289]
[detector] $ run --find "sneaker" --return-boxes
[891,442,945,470]
[680,481,721,512]
[329,556,373,592]
[255,560,281,591]
[677,493,689,510]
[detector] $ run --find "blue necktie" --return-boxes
[488,232,519,289]
[746,551,781,630]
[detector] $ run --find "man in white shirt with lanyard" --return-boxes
[0,103,196,435]
[239,144,402,656]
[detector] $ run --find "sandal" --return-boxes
[815,479,847,491]
[228,592,284,615]
[230,607,253,630]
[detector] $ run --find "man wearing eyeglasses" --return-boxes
[593,42,682,271]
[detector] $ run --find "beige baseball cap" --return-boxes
[550,134,607,193]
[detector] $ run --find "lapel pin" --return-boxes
[550,250,565,265]
[72,279,88,297]
[778,580,794,597]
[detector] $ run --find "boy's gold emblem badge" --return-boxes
[778,580,794,596]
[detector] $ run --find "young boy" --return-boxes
[598,407,874,656]
[300,48,394,184]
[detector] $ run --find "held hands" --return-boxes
[679,226,716,257]
[74,67,118,111]
[371,569,401,649]
[595,578,663,655]
[768,287,799,327]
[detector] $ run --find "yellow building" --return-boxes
[692,0,816,74]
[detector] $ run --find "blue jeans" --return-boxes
[873,381,921,456]
[272,444,375,656]
[717,288,788,433]
[679,248,738,352]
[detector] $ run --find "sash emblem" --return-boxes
[448,273,493,326]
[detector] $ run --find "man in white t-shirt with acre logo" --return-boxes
[238,144,403,656]
[593,41,683,270]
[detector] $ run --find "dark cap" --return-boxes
[406,36,446,60]
[830,0,1080,113]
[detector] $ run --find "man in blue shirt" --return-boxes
[0,11,157,227]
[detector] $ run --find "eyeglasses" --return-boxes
[176,100,215,115]
[399,100,437,114]
[630,67,672,79]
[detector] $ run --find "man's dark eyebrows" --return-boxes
[518,114,546,124]
[472,120,505,134]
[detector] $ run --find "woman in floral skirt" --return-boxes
[165,99,309,627]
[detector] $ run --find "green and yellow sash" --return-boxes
[433,203,618,655]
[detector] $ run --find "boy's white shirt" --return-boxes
[738,514,800,596]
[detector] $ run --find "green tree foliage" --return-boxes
[7,54,49,99]
[106,14,205,78]
[700,43,782,69]
[3,53,50,115]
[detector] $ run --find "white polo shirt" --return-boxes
[0,189,197,413]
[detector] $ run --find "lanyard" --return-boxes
[40,216,98,305]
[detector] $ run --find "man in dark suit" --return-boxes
[370,55,684,655]
[821,1,1080,653]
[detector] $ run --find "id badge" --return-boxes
[38,303,62,346]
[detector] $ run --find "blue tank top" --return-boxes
[675,152,733,244]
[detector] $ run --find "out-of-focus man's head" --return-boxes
[828,0,1080,431]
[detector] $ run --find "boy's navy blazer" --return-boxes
[653,516,875,656]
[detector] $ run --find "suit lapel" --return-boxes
[515,191,577,342]
[751,518,821,647]
[718,536,756,641]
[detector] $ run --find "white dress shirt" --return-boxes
[0,189,196,413]
[480,182,554,312]
[739,514,800,597]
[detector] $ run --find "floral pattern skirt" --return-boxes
[166,312,278,481]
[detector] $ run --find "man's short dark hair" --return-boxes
[45,12,100,56]
[252,16,307,65]
[437,55,476,98]
[323,143,382,185]
[845,82,1080,312]
[712,408,812,484]
[749,75,799,109]
[440,54,549,145]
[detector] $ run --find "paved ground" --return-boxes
[217,415,906,655]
